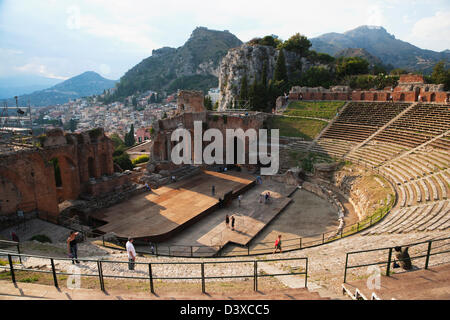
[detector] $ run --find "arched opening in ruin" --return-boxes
[361,93,365,101]
[400,93,405,101]
[430,93,436,102]
[373,93,378,101]
[49,158,62,187]
[88,157,96,178]
[100,154,108,176]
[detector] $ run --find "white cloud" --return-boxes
[15,62,68,80]
[410,11,450,51]
[66,5,81,30]
[366,5,386,26]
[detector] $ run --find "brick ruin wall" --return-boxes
[176,90,206,114]
[149,111,267,168]
[0,128,130,222]
[288,74,450,103]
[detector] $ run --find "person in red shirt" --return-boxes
[273,235,282,254]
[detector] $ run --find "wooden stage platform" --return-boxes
[92,170,255,241]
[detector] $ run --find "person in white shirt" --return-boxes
[126,237,136,270]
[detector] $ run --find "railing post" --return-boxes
[425,240,432,269]
[97,260,105,291]
[357,222,360,232]
[343,253,349,283]
[201,263,205,294]
[247,245,250,256]
[190,246,193,257]
[148,263,154,294]
[386,248,393,277]
[8,254,15,284]
[254,261,258,292]
[299,238,302,249]
[50,258,58,288]
[322,233,325,244]
[305,258,308,288]
[17,243,22,264]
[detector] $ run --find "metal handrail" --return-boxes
[343,236,450,283]
[0,251,307,295]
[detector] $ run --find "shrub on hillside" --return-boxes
[29,234,52,243]
[132,155,150,165]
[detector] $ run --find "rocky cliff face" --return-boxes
[217,44,313,110]
[113,27,242,98]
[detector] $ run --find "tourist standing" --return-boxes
[67,231,80,264]
[126,237,136,271]
[11,231,19,242]
[238,195,242,207]
[273,235,282,254]
[212,185,215,196]
[231,216,235,231]
[225,215,230,229]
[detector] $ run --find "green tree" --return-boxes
[132,96,137,108]
[279,33,311,56]
[431,61,450,90]
[302,66,334,88]
[274,49,288,83]
[248,35,282,48]
[113,153,134,171]
[239,74,249,107]
[336,57,369,77]
[204,96,213,110]
[390,68,408,76]
[124,124,135,147]
[261,61,268,88]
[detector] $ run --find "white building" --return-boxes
[207,88,220,105]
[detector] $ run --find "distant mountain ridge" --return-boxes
[0,75,63,99]
[112,27,243,98]
[311,25,450,73]
[335,48,384,67]
[4,71,117,107]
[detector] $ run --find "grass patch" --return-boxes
[269,116,328,140]
[284,101,345,119]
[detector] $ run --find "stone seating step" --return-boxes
[388,204,435,234]
[418,201,449,231]
[402,201,445,233]
[367,208,413,235]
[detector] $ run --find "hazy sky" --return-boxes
[1,0,449,81]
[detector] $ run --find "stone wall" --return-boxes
[288,74,450,103]
[0,128,130,222]
[177,90,206,113]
